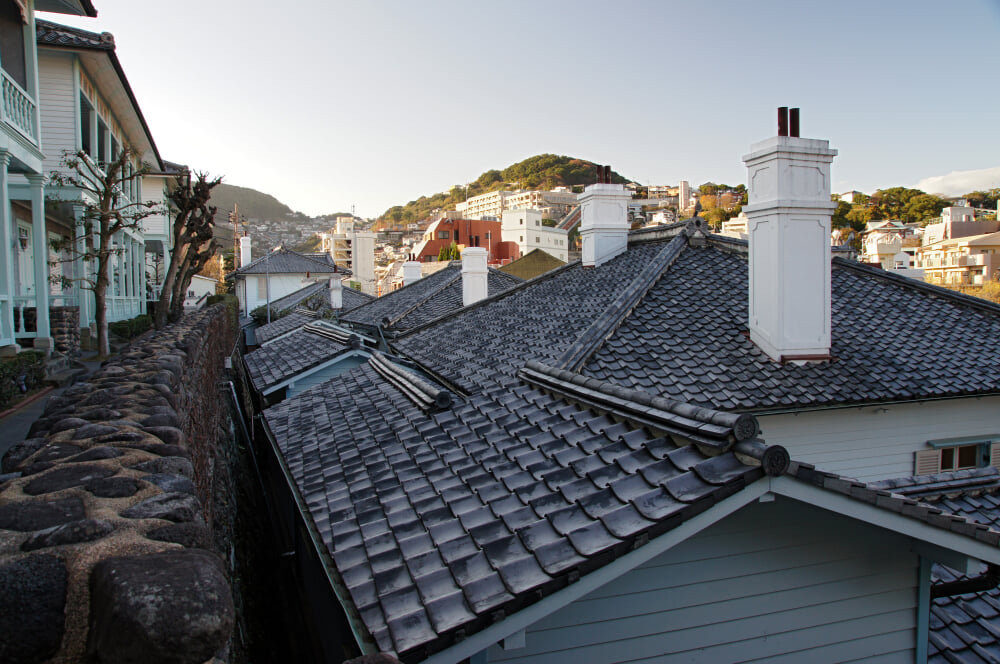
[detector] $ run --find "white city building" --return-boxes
[501,208,569,262]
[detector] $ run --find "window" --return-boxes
[536,237,540,243]
[0,2,27,89]
[80,94,94,156]
[437,230,449,239]
[915,436,1000,475]
[520,219,524,225]
[535,220,540,226]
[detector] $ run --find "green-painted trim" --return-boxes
[927,434,1000,449]
[916,556,930,664]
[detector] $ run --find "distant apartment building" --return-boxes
[923,207,999,246]
[678,180,692,211]
[320,217,376,295]
[917,232,1000,285]
[859,221,920,271]
[501,208,569,262]
[409,217,513,264]
[456,188,577,221]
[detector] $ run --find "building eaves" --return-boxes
[36,19,164,170]
[243,327,352,392]
[233,248,348,276]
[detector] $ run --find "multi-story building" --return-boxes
[409,216,513,264]
[320,216,376,295]
[922,207,998,245]
[0,0,124,352]
[917,231,1000,285]
[456,188,578,222]
[501,208,570,262]
[35,18,165,340]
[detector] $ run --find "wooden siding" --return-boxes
[488,500,917,664]
[37,51,77,173]
[757,396,1000,482]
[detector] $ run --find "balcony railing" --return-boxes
[2,70,38,145]
[12,295,38,339]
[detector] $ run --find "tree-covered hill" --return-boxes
[209,183,297,221]
[378,154,631,228]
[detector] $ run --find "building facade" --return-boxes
[501,208,570,262]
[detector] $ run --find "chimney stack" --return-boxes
[742,108,837,362]
[461,247,488,307]
[239,235,252,268]
[329,277,343,309]
[578,181,631,268]
[402,261,422,286]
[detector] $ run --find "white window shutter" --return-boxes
[991,443,1000,470]
[915,449,940,475]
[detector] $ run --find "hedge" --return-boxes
[109,314,153,339]
[0,351,47,410]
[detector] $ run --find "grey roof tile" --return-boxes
[243,327,351,392]
[233,247,347,276]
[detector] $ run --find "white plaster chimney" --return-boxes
[461,247,488,307]
[742,108,838,362]
[239,235,252,268]
[578,183,631,267]
[329,277,343,309]
[402,261,422,286]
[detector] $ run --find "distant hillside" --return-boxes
[379,154,631,228]
[210,183,296,221]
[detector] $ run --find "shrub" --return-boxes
[109,314,153,339]
[0,351,46,410]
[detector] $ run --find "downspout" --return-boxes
[916,557,930,664]
[930,563,1000,598]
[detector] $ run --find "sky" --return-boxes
[42,0,1000,218]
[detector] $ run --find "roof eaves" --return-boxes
[393,259,582,341]
[833,257,1000,316]
[519,360,764,453]
[37,20,164,170]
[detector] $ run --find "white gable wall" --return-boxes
[757,396,1000,482]
[488,499,917,663]
[37,51,77,173]
[243,273,312,313]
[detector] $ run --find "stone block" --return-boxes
[87,550,234,664]
[121,492,200,522]
[21,518,115,552]
[0,497,86,531]
[0,554,68,663]
[23,464,117,496]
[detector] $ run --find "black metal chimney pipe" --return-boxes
[777,107,789,136]
[789,108,800,137]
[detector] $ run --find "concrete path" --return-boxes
[0,352,103,460]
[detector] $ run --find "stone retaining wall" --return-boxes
[0,305,236,664]
[49,307,80,356]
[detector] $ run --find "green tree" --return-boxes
[902,193,947,224]
[438,241,461,261]
[831,200,860,230]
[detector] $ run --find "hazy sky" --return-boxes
[42,1,1000,218]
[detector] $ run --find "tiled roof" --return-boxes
[396,231,1000,410]
[263,281,374,318]
[254,312,316,346]
[244,327,354,392]
[259,226,1000,659]
[233,248,349,276]
[917,482,1000,664]
[341,263,522,334]
[497,249,566,281]
[263,355,1000,659]
[394,239,687,394]
[264,358,773,658]
[36,18,114,50]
